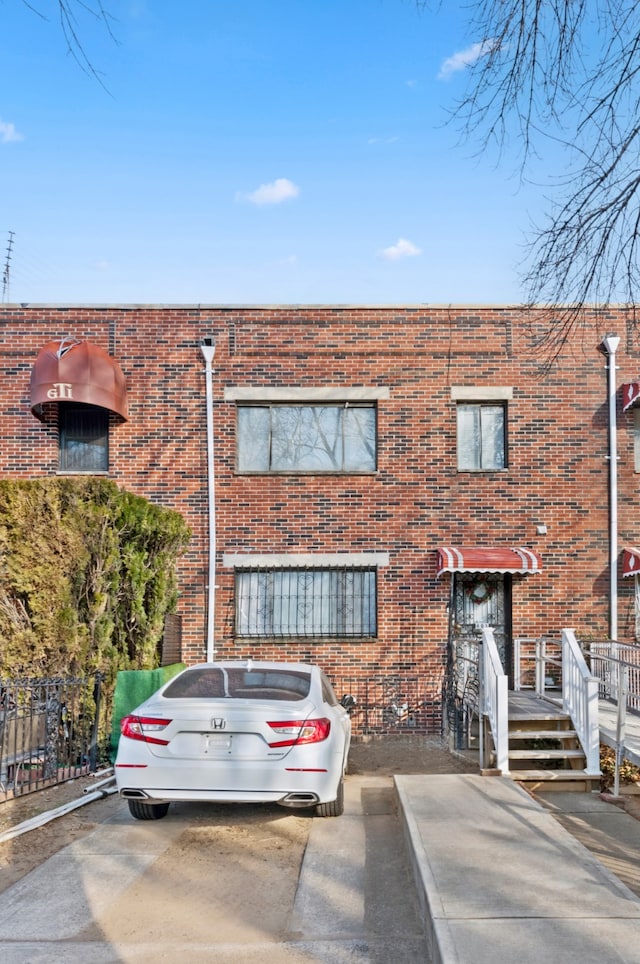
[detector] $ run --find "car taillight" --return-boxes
[267,718,331,748]
[120,715,171,745]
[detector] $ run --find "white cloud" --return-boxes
[238,177,300,205]
[438,40,496,80]
[379,238,422,261]
[0,119,24,143]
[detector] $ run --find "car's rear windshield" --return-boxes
[163,667,311,701]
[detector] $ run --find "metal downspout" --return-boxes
[599,334,622,793]
[200,338,216,662]
[599,334,620,640]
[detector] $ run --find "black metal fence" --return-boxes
[0,670,440,800]
[339,675,438,735]
[0,675,105,802]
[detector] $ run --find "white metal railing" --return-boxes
[588,639,640,712]
[479,627,509,774]
[585,637,640,794]
[535,637,563,698]
[561,629,601,775]
[512,636,563,696]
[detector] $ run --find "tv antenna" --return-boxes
[2,231,15,303]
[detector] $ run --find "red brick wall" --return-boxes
[2,304,639,730]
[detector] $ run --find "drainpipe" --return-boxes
[598,334,620,641]
[200,338,216,662]
[599,333,629,795]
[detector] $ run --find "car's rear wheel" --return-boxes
[127,799,170,820]
[315,778,344,817]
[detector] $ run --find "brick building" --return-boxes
[1,304,639,732]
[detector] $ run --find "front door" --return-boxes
[453,572,512,685]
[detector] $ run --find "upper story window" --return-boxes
[59,403,109,473]
[225,387,389,474]
[237,403,376,472]
[452,386,512,472]
[457,403,506,470]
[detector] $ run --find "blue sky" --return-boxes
[1,0,553,305]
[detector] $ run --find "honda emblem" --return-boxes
[211,718,226,730]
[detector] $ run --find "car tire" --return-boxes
[315,778,344,817]
[127,799,170,820]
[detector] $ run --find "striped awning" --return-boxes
[622,548,640,578]
[436,546,542,577]
[622,383,640,413]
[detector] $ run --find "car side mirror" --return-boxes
[340,694,356,714]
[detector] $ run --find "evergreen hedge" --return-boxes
[0,478,191,681]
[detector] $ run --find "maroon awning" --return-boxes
[436,546,542,577]
[622,382,640,412]
[622,548,640,578]
[30,339,128,421]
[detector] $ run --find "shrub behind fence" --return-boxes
[0,675,104,801]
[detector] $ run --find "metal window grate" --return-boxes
[59,403,109,472]
[235,567,377,638]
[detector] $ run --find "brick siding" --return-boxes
[1,304,639,731]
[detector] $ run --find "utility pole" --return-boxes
[2,231,15,302]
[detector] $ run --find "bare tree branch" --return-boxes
[438,0,640,347]
[20,0,117,90]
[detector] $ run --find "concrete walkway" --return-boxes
[534,789,640,900]
[599,698,640,767]
[396,774,640,964]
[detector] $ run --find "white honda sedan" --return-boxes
[115,660,353,820]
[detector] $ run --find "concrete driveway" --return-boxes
[0,775,429,963]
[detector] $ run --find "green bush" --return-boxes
[0,478,191,681]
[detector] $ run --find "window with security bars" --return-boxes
[457,402,506,470]
[59,403,109,473]
[235,568,377,638]
[237,403,376,472]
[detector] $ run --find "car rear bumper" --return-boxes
[118,786,321,807]
[115,760,341,804]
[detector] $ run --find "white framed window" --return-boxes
[457,402,507,470]
[451,388,512,472]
